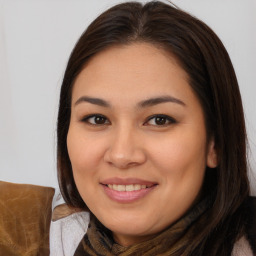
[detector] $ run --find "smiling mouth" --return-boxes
[105,184,153,192]
[101,181,157,203]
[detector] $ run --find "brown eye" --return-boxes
[145,115,176,126]
[94,116,106,124]
[82,114,109,125]
[155,116,168,125]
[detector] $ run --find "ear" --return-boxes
[206,138,218,168]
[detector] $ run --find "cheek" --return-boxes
[67,127,104,176]
[66,128,103,206]
[151,134,206,209]
[149,130,207,194]
[151,131,206,169]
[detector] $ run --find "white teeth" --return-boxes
[117,185,126,191]
[107,184,148,191]
[126,184,134,191]
[134,184,141,190]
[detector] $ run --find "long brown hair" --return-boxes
[57,1,250,255]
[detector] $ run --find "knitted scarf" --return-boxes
[74,197,212,256]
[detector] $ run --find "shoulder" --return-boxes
[50,195,90,256]
[232,196,256,256]
[232,236,254,256]
[0,181,55,255]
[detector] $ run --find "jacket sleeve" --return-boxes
[0,181,55,256]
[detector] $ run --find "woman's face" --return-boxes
[67,43,217,246]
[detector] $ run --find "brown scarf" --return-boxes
[74,197,212,256]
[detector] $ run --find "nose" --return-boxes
[104,127,146,169]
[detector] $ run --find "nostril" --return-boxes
[104,144,147,169]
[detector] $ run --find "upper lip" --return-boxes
[100,177,158,187]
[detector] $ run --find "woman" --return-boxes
[51,1,255,255]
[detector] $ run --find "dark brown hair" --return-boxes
[57,1,250,255]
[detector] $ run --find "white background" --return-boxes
[0,0,255,195]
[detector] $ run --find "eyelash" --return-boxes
[145,114,177,126]
[81,114,110,125]
[81,114,176,127]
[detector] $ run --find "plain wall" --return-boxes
[0,0,255,194]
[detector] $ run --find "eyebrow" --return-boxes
[138,96,186,107]
[74,96,110,107]
[74,95,185,108]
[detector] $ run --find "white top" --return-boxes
[49,191,90,256]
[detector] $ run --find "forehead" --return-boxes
[71,43,193,105]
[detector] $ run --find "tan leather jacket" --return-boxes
[0,181,54,256]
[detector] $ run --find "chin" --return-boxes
[100,214,160,237]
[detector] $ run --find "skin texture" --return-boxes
[67,43,217,246]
